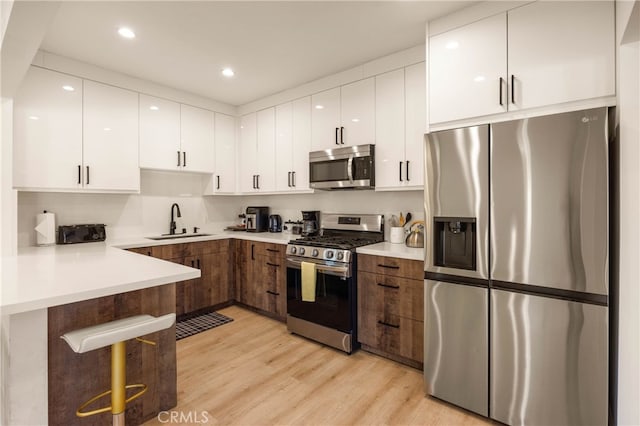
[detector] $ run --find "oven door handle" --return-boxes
[347,155,354,183]
[286,258,350,278]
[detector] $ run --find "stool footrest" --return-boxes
[76,384,148,417]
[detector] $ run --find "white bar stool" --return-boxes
[61,313,176,426]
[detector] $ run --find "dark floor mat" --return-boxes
[176,311,233,340]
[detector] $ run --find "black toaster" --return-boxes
[57,224,106,244]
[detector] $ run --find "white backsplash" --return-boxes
[18,171,424,246]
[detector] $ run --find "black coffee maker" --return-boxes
[301,211,320,236]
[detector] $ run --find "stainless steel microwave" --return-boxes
[309,144,375,190]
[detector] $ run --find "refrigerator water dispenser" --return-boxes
[434,217,476,270]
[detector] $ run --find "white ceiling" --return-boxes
[40,1,472,107]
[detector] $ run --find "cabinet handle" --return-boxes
[86,166,90,185]
[292,171,296,187]
[377,283,400,289]
[377,264,400,270]
[406,161,410,181]
[191,260,194,267]
[399,162,403,182]
[266,262,280,268]
[257,175,260,189]
[377,320,400,329]
[197,258,200,269]
[511,75,515,104]
[266,248,279,252]
[499,77,504,106]
[340,126,344,144]
[147,251,152,256]
[288,171,292,187]
[216,175,220,190]
[252,175,256,189]
[251,244,255,260]
[266,290,280,296]
[77,165,81,184]
[183,151,187,167]
[177,151,181,167]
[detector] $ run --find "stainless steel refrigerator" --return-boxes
[423,107,610,425]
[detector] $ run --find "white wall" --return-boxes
[616,2,640,424]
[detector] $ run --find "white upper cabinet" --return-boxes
[375,63,425,190]
[140,96,215,173]
[83,80,139,191]
[180,104,215,173]
[291,96,311,191]
[275,97,312,192]
[311,87,341,150]
[429,13,507,124]
[211,113,236,193]
[139,95,181,170]
[507,1,615,111]
[340,78,375,147]
[13,67,83,190]
[256,107,276,192]
[311,78,375,150]
[13,67,139,192]
[429,1,615,125]
[238,113,257,193]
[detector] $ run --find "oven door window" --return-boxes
[287,267,351,332]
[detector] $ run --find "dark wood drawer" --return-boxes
[251,241,286,258]
[358,254,423,280]
[140,239,229,260]
[358,309,424,363]
[358,271,423,322]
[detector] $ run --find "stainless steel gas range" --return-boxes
[285,213,384,353]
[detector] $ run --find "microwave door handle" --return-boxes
[347,155,354,183]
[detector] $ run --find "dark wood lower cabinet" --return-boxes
[48,284,176,426]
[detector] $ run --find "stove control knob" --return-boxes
[299,247,305,255]
[290,246,297,254]
[326,250,334,259]
[312,249,319,257]
[336,252,345,261]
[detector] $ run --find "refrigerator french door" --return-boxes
[424,107,610,425]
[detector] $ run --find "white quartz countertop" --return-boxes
[110,231,296,249]
[356,242,425,261]
[1,243,200,315]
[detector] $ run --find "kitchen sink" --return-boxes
[146,233,214,241]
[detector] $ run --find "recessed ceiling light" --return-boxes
[315,105,324,110]
[222,68,235,77]
[103,127,112,131]
[28,116,39,120]
[62,85,75,92]
[149,105,159,111]
[351,118,360,123]
[118,27,136,39]
[445,41,459,50]
[473,75,486,82]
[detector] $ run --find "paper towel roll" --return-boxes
[35,211,56,246]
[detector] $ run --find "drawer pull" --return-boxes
[266,290,280,296]
[377,264,400,270]
[377,283,400,289]
[377,320,400,329]
[266,262,280,267]
[266,248,279,253]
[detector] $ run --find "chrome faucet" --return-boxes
[169,203,182,235]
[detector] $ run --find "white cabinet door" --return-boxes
[238,113,257,193]
[404,62,425,188]
[180,104,215,173]
[311,87,340,150]
[275,102,293,192]
[139,95,180,170]
[507,1,615,111]
[340,77,375,146]
[83,81,139,191]
[429,13,507,124]
[375,68,406,190]
[13,67,83,190]
[291,96,311,190]
[213,113,236,193]
[256,108,276,192]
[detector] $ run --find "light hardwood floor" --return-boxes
[145,306,492,426]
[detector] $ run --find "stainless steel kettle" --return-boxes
[405,221,425,248]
